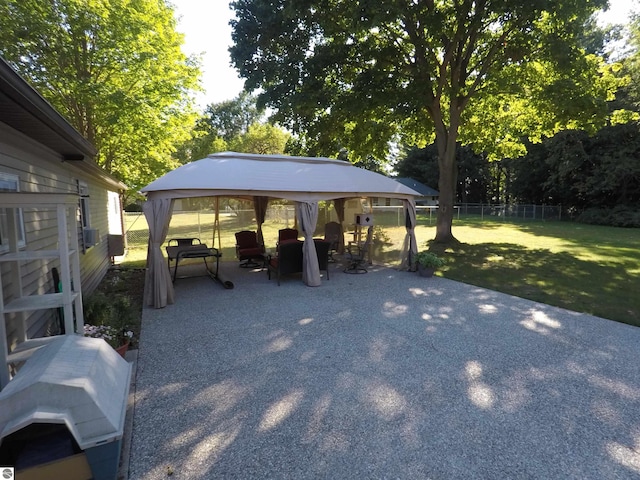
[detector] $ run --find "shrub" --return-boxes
[577,206,640,228]
[124,202,143,212]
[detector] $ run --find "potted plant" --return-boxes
[83,292,136,357]
[83,324,134,357]
[415,251,445,277]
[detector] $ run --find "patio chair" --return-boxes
[314,239,331,280]
[278,228,298,245]
[166,238,220,281]
[267,240,304,285]
[344,236,372,274]
[165,238,205,269]
[323,221,342,262]
[235,231,265,268]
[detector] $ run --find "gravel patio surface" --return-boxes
[129,261,640,479]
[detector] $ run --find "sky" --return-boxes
[172,0,639,109]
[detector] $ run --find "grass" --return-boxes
[429,217,640,327]
[121,211,640,327]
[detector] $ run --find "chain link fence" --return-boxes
[456,203,564,221]
[125,203,565,246]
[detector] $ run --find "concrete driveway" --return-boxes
[128,262,640,479]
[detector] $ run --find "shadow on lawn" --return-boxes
[439,242,640,327]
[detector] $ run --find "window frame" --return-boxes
[0,172,26,253]
[77,180,91,229]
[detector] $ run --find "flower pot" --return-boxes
[417,265,435,277]
[115,341,130,358]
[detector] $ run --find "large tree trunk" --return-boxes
[435,146,458,244]
[434,111,460,245]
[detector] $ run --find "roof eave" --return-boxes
[0,58,97,159]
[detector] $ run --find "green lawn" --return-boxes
[427,217,640,327]
[122,212,640,327]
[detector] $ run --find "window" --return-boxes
[77,180,91,229]
[0,173,26,253]
[77,180,99,249]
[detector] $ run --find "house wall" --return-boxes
[372,196,439,207]
[0,122,122,349]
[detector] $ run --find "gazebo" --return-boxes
[141,152,421,308]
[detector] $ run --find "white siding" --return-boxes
[0,123,120,348]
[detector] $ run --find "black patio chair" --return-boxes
[314,239,331,280]
[323,221,342,262]
[344,236,372,274]
[267,240,303,285]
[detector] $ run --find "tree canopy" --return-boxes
[175,93,290,163]
[0,0,201,197]
[230,0,622,243]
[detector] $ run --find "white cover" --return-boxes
[0,335,131,450]
[141,151,422,201]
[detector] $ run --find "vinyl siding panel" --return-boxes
[1,123,124,355]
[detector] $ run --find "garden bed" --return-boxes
[89,267,145,349]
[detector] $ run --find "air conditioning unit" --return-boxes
[84,228,99,247]
[108,234,125,256]
[354,213,374,226]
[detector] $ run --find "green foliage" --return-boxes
[83,291,112,326]
[576,206,640,228]
[394,146,440,190]
[205,92,265,141]
[395,144,490,203]
[371,225,392,257]
[0,0,201,198]
[124,203,143,212]
[415,251,445,269]
[508,122,640,211]
[84,291,136,331]
[617,16,640,110]
[230,0,616,243]
[175,93,289,162]
[228,123,290,154]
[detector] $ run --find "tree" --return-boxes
[396,144,489,203]
[230,0,622,243]
[507,123,640,210]
[175,93,289,163]
[0,0,200,197]
[228,123,290,154]
[204,91,265,142]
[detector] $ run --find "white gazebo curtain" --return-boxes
[400,199,418,271]
[295,201,321,286]
[143,198,175,308]
[142,196,418,308]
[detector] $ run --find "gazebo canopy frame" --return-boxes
[141,152,421,308]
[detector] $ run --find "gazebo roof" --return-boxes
[141,152,422,202]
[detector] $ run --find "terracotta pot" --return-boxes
[115,341,130,358]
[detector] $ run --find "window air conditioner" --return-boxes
[84,228,99,247]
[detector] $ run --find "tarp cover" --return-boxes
[0,335,131,450]
[140,151,422,201]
